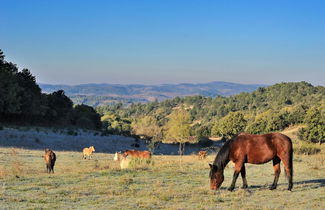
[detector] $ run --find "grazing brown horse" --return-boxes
[198,151,207,159]
[44,149,56,173]
[209,132,293,191]
[123,150,151,159]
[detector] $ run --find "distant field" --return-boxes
[0,146,324,209]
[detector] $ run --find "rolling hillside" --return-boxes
[39,81,264,106]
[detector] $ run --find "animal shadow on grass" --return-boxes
[223,179,325,192]
[293,179,325,190]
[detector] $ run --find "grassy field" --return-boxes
[0,144,324,209]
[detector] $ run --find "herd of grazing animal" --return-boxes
[43,146,152,172]
[41,132,293,191]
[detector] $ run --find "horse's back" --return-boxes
[231,132,292,164]
[124,150,151,159]
[83,147,92,155]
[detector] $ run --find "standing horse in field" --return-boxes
[198,151,207,160]
[44,149,56,173]
[209,132,293,191]
[83,146,95,159]
[123,150,152,159]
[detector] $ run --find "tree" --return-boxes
[72,104,102,129]
[44,90,74,123]
[132,116,162,140]
[164,108,194,155]
[131,116,162,153]
[211,112,247,138]
[101,112,132,135]
[16,69,42,118]
[299,105,325,144]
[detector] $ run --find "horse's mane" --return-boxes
[213,138,235,170]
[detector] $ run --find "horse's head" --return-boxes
[90,146,95,152]
[209,163,224,190]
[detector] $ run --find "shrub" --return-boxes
[211,112,246,138]
[298,105,325,144]
[294,141,321,155]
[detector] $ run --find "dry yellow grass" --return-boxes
[0,145,324,209]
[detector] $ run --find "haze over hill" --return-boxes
[39,81,264,106]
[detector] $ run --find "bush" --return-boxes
[211,112,246,138]
[294,141,321,155]
[298,105,325,144]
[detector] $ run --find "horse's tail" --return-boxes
[286,136,293,177]
[284,136,293,190]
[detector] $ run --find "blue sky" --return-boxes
[1,0,324,85]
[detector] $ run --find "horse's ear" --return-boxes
[209,163,213,169]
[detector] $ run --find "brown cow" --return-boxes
[198,151,207,160]
[123,150,151,159]
[44,149,56,173]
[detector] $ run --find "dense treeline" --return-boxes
[97,81,325,144]
[0,50,101,129]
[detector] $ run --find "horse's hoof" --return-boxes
[242,185,248,189]
[269,186,276,190]
[228,187,234,192]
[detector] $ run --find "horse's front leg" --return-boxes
[228,162,243,191]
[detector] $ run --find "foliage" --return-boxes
[294,141,321,155]
[211,112,247,138]
[298,104,325,144]
[246,110,290,134]
[101,112,131,135]
[0,49,101,129]
[131,116,162,140]
[72,104,102,129]
[164,108,196,155]
[164,108,192,143]
[97,80,324,140]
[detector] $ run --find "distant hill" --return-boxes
[39,81,264,106]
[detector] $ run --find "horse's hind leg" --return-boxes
[270,156,281,190]
[51,164,54,173]
[241,164,248,189]
[281,154,293,191]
